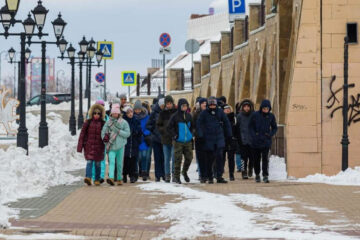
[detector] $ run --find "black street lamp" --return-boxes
[86,43,96,111]
[342,37,350,171]
[0,1,49,153]
[25,1,67,148]
[77,50,85,129]
[67,44,76,136]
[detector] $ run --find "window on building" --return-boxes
[347,23,358,44]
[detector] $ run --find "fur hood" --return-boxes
[88,104,106,120]
[239,99,255,113]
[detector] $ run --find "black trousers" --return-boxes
[240,144,254,173]
[123,156,138,179]
[206,147,224,179]
[196,149,207,179]
[253,147,270,177]
[223,149,235,175]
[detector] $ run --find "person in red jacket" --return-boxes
[77,103,106,186]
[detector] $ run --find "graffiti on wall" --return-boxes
[327,75,360,126]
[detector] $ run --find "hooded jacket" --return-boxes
[196,104,232,151]
[77,104,106,161]
[134,108,151,150]
[157,105,177,145]
[123,115,142,158]
[146,103,162,143]
[168,98,193,143]
[101,115,131,152]
[249,99,278,149]
[235,99,255,146]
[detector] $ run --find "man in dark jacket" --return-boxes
[146,97,165,181]
[235,99,255,179]
[168,98,193,184]
[157,95,177,183]
[223,104,237,181]
[196,96,232,184]
[123,106,142,183]
[249,99,278,183]
[193,98,207,183]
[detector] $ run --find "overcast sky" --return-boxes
[0,0,231,94]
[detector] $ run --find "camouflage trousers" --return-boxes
[173,141,193,178]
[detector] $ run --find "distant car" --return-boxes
[27,93,71,106]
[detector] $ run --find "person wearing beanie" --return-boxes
[192,97,207,183]
[123,106,142,183]
[156,95,177,182]
[223,104,237,181]
[249,99,277,183]
[77,103,106,186]
[168,98,193,184]
[196,96,232,184]
[101,104,131,186]
[146,98,165,182]
[235,99,255,179]
[134,101,152,181]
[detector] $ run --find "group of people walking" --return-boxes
[77,93,278,186]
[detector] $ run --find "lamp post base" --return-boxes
[17,128,29,154]
[69,115,76,136]
[78,114,84,130]
[39,123,48,148]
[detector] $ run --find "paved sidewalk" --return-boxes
[1,170,359,240]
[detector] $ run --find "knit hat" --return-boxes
[164,95,174,104]
[134,100,143,110]
[119,93,127,99]
[208,96,217,106]
[158,98,165,106]
[199,98,207,105]
[111,104,121,114]
[123,105,133,113]
[95,99,105,106]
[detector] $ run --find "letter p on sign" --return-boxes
[228,0,246,14]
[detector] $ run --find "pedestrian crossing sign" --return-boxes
[97,41,114,60]
[122,71,137,86]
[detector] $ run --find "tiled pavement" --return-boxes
[1,170,360,240]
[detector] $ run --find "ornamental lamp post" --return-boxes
[6,0,20,14]
[31,0,48,36]
[67,44,77,136]
[51,13,66,41]
[86,44,96,111]
[8,47,15,61]
[77,50,85,129]
[96,49,103,66]
[58,36,68,57]
[0,6,11,31]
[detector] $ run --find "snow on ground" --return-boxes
[269,155,287,181]
[138,182,355,240]
[0,233,84,239]
[0,112,84,227]
[138,165,356,240]
[297,167,360,186]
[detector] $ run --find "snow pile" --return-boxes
[138,183,354,240]
[0,112,84,227]
[269,156,287,181]
[0,233,84,239]
[298,167,360,186]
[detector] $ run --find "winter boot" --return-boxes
[123,175,128,183]
[200,178,207,184]
[117,180,123,186]
[172,174,176,183]
[142,172,148,182]
[242,171,249,180]
[165,174,171,183]
[208,178,214,184]
[175,177,182,184]
[99,178,105,184]
[84,178,92,186]
[182,172,190,183]
[94,180,100,186]
[255,175,261,183]
[130,177,136,183]
[217,178,228,184]
[248,169,253,178]
[107,178,115,186]
[155,177,161,182]
[263,176,270,183]
[230,173,235,181]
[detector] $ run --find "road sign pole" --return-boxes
[163,53,165,95]
[128,86,130,99]
[104,59,107,101]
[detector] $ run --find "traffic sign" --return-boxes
[122,71,137,86]
[159,33,171,48]
[159,47,171,55]
[97,41,114,60]
[185,39,200,54]
[95,72,105,83]
[228,0,246,22]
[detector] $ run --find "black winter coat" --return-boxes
[196,107,232,151]
[235,99,255,147]
[249,100,278,149]
[123,115,142,158]
[146,104,162,143]
[157,107,177,145]
[225,112,238,151]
